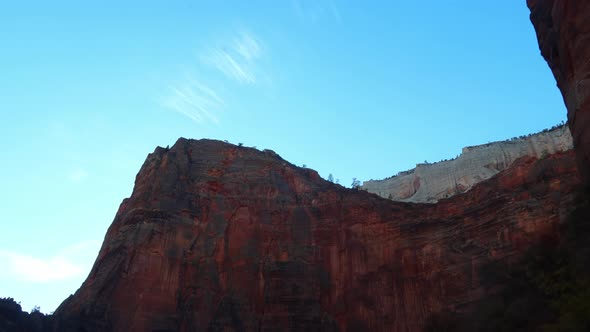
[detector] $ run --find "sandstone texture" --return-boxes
[362,125,572,203]
[528,0,590,181]
[52,139,580,332]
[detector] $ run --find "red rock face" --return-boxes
[52,139,580,332]
[528,0,590,181]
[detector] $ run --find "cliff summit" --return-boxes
[362,124,573,203]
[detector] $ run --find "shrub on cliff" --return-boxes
[327,173,334,183]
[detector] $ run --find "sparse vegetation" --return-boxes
[327,173,334,183]
[0,297,51,332]
[370,122,568,184]
[468,121,568,149]
[351,178,361,189]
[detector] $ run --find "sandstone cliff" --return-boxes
[51,139,580,332]
[528,0,590,182]
[362,125,572,203]
[33,3,590,331]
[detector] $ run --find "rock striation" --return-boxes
[528,0,590,181]
[362,125,572,203]
[51,139,580,332]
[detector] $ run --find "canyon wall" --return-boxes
[528,0,590,181]
[41,3,590,331]
[362,125,572,203]
[51,139,580,332]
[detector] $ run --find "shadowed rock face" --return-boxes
[528,0,590,181]
[52,139,580,332]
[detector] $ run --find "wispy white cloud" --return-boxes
[160,78,223,124]
[160,29,269,124]
[0,241,100,283]
[201,31,264,85]
[68,169,88,183]
[234,32,262,61]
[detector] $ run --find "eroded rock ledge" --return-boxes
[362,125,572,203]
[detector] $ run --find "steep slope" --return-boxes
[362,125,572,203]
[528,0,590,181]
[52,139,579,332]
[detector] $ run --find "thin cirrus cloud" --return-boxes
[0,240,100,283]
[201,31,263,85]
[161,30,266,124]
[160,79,223,124]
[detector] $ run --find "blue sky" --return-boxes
[0,1,566,313]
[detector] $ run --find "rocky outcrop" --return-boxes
[52,139,580,332]
[362,125,572,203]
[528,0,590,181]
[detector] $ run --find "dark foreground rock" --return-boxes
[528,0,590,181]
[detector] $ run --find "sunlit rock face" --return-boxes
[528,0,590,182]
[51,139,580,332]
[362,125,572,203]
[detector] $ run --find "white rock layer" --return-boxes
[362,125,573,203]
